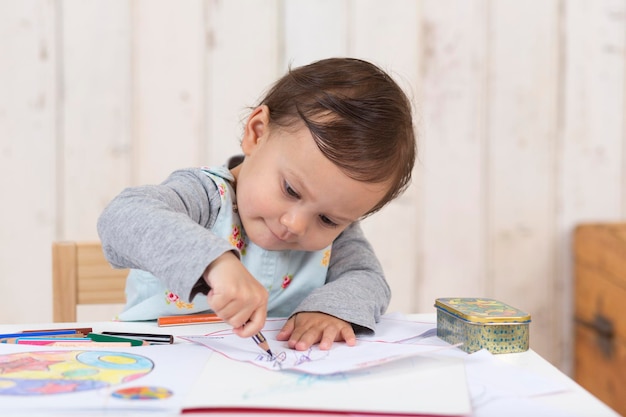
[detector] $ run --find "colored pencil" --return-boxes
[0,330,78,342]
[252,331,274,358]
[22,327,93,335]
[157,313,273,357]
[15,337,86,343]
[157,313,224,327]
[3,334,93,344]
[87,333,149,346]
[15,339,101,346]
[47,341,132,347]
[101,331,173,344]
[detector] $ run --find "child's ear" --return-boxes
[241,105,270,154]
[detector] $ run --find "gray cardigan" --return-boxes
[97,165,390,333]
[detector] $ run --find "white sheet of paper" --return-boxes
[184,350,472,416]
[423,347,573,417]
[260,314,438,342]
[359,314,438,342]
[182,317,455,375]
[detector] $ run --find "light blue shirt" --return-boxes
[117,165,331,321]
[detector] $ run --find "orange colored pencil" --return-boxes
[157,313,224,327]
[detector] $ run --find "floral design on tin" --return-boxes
[446,298,527,318]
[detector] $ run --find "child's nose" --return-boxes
[280,210,308,236]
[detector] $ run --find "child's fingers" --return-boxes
[284,313,357,350]
[209,297,258,330]
[233,307,267,338]
[340,326,357,346]
[205,289,227,314]
[292,329,321,351]
[276,316,296,341]
[319,323,355,350]
[318,327,339,350]
[206,276,268,331]
[206,292,244,327]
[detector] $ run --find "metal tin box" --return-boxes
[435,297,531,354]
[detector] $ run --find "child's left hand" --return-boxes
[276,312,356,351]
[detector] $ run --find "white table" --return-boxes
[0,314,619,417]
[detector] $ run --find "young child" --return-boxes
[97,57,416,351]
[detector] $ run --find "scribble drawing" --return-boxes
[254,350,286,369]
[291,347,329,366]
[252,347,329,369]
[271,351,286,369]
[254,351,284,363]
[293,349,312,366]
[0,351,153,396]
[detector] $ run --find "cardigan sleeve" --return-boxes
[97,168,236,302]
[290,222,391,333]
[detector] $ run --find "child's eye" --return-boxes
[284,181,299,198]
[319,215,338,228]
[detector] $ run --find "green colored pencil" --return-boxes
[87,332,148,346]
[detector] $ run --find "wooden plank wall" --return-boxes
[1,0,624,374]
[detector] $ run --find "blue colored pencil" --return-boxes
[0,329,76,342]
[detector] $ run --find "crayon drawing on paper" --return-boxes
[0,350,153,395]
[182,316,452,375]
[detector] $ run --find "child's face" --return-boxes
[232,106,389,252]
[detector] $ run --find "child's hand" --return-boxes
[203,252,268,338]
[276,312,356,351]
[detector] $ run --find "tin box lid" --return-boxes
[435,297,531,324]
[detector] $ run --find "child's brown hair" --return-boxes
[259,57,416,216]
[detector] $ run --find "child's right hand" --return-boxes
[203,251,268,338]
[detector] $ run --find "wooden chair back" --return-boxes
[52,241,128,322]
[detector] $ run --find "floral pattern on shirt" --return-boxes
[281,274,293,289]
[229,224,247,255]
[321,249,331,267]
[164,291,194,309]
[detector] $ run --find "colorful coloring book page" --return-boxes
[182,317,453,375]
[0,343,210,413]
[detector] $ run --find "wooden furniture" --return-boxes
[52,241,128,322]
[573,223,626,416]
